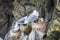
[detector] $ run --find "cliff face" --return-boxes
[0,0,14,39]
[12,0,40,20]
[0,0,60,40]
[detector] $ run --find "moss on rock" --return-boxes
[47,18,60,40]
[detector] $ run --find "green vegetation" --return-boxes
[46,31,60,40]
[24,22,32,35]
[47,18,60,40]
[27,22,32,31]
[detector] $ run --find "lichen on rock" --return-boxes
[47,17,60,40]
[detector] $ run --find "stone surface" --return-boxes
[0,0,14,39]
[47,17,60,40]
[47,17,60,36]
[12,1,25,20]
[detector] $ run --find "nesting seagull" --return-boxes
[12,10,39,32]
[14,10,39,24]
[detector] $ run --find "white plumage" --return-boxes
[0,37,3,40]
[25,10,39,23]
[16,16,28,24]
[12,23,20,32]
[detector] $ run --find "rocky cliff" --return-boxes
[0,0,60,40]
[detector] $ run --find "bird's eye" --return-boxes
[18,24,20,26]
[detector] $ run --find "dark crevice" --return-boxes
[0,0,14,39]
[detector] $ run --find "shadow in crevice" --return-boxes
[0,0,15,39]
